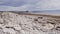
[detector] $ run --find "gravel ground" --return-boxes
[0,12,60,34]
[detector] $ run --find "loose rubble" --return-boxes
[0,12,60,34]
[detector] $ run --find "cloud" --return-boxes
[36,0,60,10]
[0,0,39,6]
[0,4,34,11]
[0,0,60,11]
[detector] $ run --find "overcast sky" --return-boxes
[0,0,60,11]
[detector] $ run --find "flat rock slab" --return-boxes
[0,12,60,34]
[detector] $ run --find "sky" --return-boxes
[0,0,60,11]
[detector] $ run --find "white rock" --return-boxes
[0,24,4,27]
[3,28,16,34]
[0,12,59,34]
[41,23,54,30]
[14,24,21,30]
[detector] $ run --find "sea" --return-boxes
[31,10,60,15]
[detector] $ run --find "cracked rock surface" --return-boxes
[0,12,60,34]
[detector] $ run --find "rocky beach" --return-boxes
[0,12,60,34]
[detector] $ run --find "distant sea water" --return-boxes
[31,10,60,16]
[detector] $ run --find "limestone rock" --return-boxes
[0,12,60,34]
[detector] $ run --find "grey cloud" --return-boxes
[0,0,60,11]
[0,0,40,7]
[0,0,26,6]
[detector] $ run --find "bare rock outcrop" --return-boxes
[0,12,60,34]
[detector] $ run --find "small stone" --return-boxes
[56,26,60,31]
[38,17,43,19]
[42,23,54,30]
[14,24,21,30]
[34,19,38,21]
[3,28,16,34]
